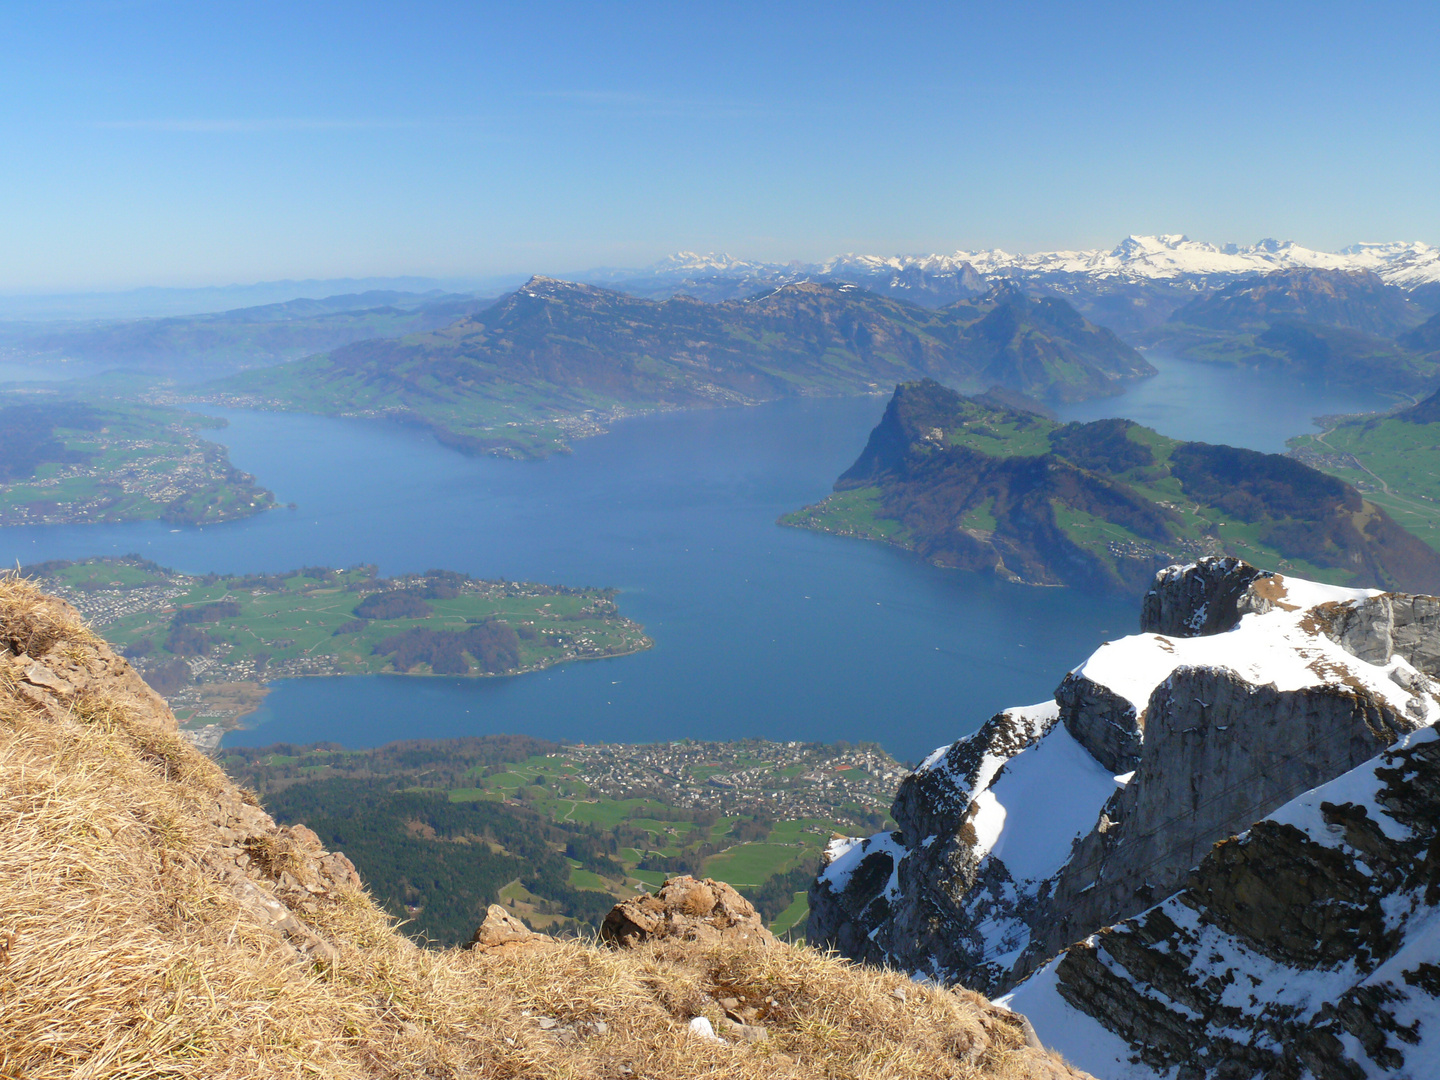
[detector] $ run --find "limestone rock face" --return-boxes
[1315,590,1440,676]
[1055,671,1142,773]
[808,557,1440,1001]
[468,904,556,954]
[1139,556,1272,637]
[1021,666,1411,984]
[1006,730,1440,1080]
[807,702,1060,987]
[602,876,776,948]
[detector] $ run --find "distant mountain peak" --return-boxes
[518,275,603,297]
[647,251,758,274]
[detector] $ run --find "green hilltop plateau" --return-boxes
[209,276,1153,458]
[784,378,1440,594]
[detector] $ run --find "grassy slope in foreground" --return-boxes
[223,735,904,944]
[0,399,274,525]
[1288,395,1440,554]
[0,578,1085,1080]
[208,276,1153,459]
[30,557,650,733]
[783,378,1440,595]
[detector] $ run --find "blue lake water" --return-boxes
[1057,352,1392,452]
[0,355,1391,762]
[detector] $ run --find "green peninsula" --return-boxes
[207,277,1153,459]
[28,557,651,736]
[0,400,274,525]
[1288,387,1440,553]
[784,379,1440,594]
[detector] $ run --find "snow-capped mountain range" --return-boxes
[615,235,1440,289]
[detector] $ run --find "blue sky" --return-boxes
[3,0,1437,290]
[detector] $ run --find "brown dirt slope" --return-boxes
[0,576,1089,1080]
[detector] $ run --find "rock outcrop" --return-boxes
[601,875,777,948]
[810,557,1440,1000]
[1139,555,1273,636]
[467,903,557,954]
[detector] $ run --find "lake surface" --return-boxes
[1056,352,1392,451]
[0,355,1388,762]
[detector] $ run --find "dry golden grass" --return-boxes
[0,579,1085,1080]
[0,574,98,657]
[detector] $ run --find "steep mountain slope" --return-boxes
[808,558,1440,1077]
[783,380,1440,594]
[0,575,1084,1080]
[210,278,1152,458]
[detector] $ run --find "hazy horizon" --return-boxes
[2,231,1437,306]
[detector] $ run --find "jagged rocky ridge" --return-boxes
[809,557,1440,1076]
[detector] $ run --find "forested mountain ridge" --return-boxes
[1135,268,1440,393]
[784,379,1440,594]
[208,277,1153,458]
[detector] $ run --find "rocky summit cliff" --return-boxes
[1003,721,1440,1079]
[0,575,1083,1080]
[808,557,1440,1078]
